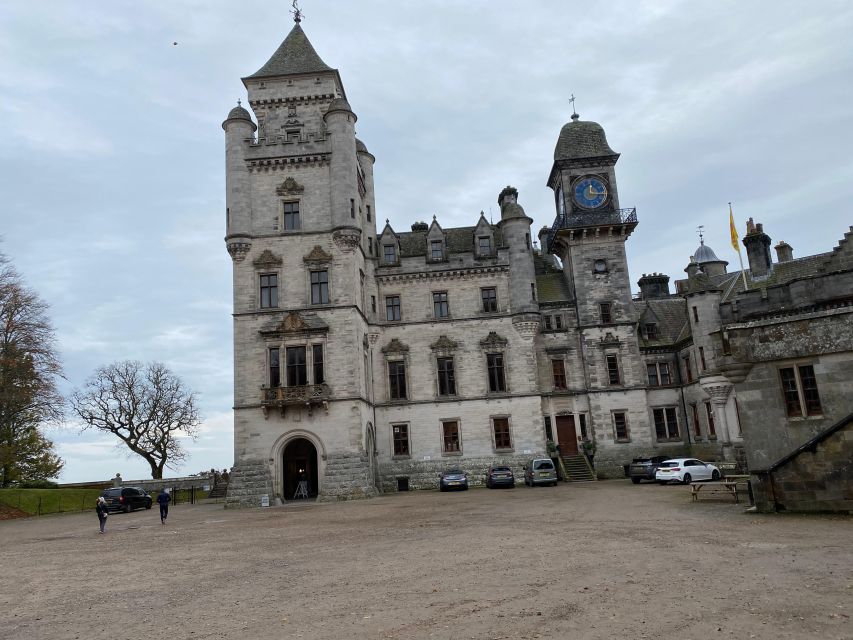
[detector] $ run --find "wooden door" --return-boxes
[555,415,578,455]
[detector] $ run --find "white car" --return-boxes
[655,458,721,484]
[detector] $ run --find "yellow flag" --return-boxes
[729,203,740,252]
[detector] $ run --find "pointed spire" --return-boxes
[247,23,333,78]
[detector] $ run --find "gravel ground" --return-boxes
[0,480,850,640]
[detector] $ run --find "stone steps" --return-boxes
[562,455,596,482]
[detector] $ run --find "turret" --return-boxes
[222,102,256,261]
[498,186,537,313]
[324,98,360,237]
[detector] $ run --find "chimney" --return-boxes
[538,226,556,266]
[743,217,772,277]
[497,185,518,208]
[775,240,793,263]
[637,273,671,299]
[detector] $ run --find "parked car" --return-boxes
[523,459,558,486]
[439,469,469,491]
[655,458,721,484]
[100,487,153,513]
[628,455,671,484]
[485,466,515,489]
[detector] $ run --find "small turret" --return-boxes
[498,186,537,313]
[223,101,257,261]
[323,97,359,234]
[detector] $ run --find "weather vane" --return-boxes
[697,225,705,243]
[291,0,303,23]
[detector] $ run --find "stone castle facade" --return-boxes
[222,20,851,508]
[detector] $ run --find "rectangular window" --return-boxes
[705,402,716,437]
[531,283,536,301]
[692,404,701,438]
[487,353,506,392]
[442,421,460,453]
[646,362,672,386]
[478,236,492,255]
[433,291,449,318]
[383,244,396,263]
[430,240,443,260]
[600,302,613,324]
[310,270,329,304]
[259,274,278,309]
[269,348,280,387]
[699,346,707,371]
[388,361,407,400]
[392,424,409,456]
[554,315,563,329]
[684,354,693,383]
[544,416,553,441]
[659,362,671,385]
[644,323,658,340]
[368,237,374,256]
[579,413,588,440]
[647,363,659,387]
[437,357,456,395]
[543,315,552,330]
[481,287,497,313]
[493,417,511,450]
[653,407,679,440]
[285,346,307,386]
[371,295,376,313]
[366,204,372,222]
[385,295,401,321]
[779,365,823,417]
[283,201,300,230]
[312,344,324,385]
[552,359,567,390]
[613,412,629,441]
[606,354,621,385]
[692,306,699,322]
[350,198,355,219]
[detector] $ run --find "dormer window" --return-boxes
[430,240,444,261]
[644,323,659,340]
[478,236,492,255]
[384,244,397,264]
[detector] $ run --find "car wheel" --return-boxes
[712,470,721,480]
[145,501,152,509]
[631,477,641,484]
[657,481,667,485]
[439,485,446,492]
[124,503,132,513]
[683,473,692,484]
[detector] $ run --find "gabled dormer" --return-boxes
[473,211,495,258]
[426,216,446,263]
[378,219,400,266]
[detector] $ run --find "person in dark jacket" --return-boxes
[156,488,171,524]
[96,496,109,534]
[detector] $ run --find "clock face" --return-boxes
[573,176,608,209]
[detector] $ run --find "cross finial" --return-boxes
[570,93,579,120]
[237,99,241,106]
[697,225,705,244]
[291,0,303,23]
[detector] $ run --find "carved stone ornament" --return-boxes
[253,249,283,268]
[279,311,309,333]
[227,241,252,262]
[512,314,540,340]
[303,245,333,264]
[332,229,361,252]
[276,176,305,196]
[600,332,620,345]
[700,375,734,404]
[430,335,459,356]
[479,331,508,352]
[381,338,409,354]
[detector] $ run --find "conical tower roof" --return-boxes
[247,23,334,78]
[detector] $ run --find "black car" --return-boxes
[100,487,153,513]
[439,469,469,492]
[628,456,671,484]
[485,466,515,489]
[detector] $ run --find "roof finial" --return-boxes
[570,93,579,121]
[237,99,242,106]
[697,225,705,245]
[291,0,303,23]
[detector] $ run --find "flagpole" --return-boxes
[729,202,748,291]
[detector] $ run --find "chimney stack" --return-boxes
[637,273,671,299]
[775,240,793,263]
[743,217,772,277]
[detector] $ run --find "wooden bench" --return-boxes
[691,481,739,503]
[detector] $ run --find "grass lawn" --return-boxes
[0,488,104,515]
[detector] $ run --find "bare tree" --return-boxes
[71,361,201,479]
[0,252,65,487]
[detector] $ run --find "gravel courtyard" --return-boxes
[0,480,850,640]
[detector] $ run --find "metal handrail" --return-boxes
[547,207,638,251]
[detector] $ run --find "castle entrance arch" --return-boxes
[283,438,319,500]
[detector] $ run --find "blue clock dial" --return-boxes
[573,177,608,209]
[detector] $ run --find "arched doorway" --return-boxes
[283,438,319,500]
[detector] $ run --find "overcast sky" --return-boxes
[2,1,852,483]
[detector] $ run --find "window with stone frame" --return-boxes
[647,362,672,387]
[551,358,567,390]
[683,354,693,383]
[282,201,300,230]
[554,315,563,330]
[478,236,492,255]
[388,360,407,400]
[543,315,553,330]
[350,198,355,219]
[430,240,444,261]
[486,352,506,393]
[692,306,699,322]
[779,364,822,417]
[543,416,553,441]
[699,346,707,371]
[578,413,588,440]
[310,270,329,304]
[385,295,401,321]
[606,354,621,385]
[492,417,512,450]
[704,402,716,438]
[383,244,397,264]
[612,411,629,441]
[599,302,613,324]
[644,323,658,340]
[368,237,374,256]
[269,348,280,387]
[366,204,372,222]
[312,344,325,385]
[442,420,460,453]
[392,423,410,457]
[259,273,278,309]
[371,295,376,313]
[433,291,449,319]
[437,357,456,396]
[481,287,497,313]
[653,407,680,441]
[285,346,308,386]
[531,283,536,301]
[692,403,701,438]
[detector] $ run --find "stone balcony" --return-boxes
[261,383,331,417]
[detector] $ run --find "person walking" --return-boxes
[156,488,171,525]
[96,496,109,534]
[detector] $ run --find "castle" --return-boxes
[222,19,853,510]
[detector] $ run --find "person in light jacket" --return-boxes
[96,496,109,534]
[156,488,171,525]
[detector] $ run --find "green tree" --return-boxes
[71,361,201,479]
[0,252,65,487]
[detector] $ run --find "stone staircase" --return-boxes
[224,461,273,509]
[319,452,377,501]
[207,480,229,499]
[561,454,596,482]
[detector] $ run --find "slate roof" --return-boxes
[226,104,252,121]
[554,117,618,161]
[636,297,690,348]
[713,253,832,302]
[536,273,572,303]
[693,242,725,264]
[397,225,505,258]
[247,24,334,78]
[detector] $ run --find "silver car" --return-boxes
[523,458,558,486]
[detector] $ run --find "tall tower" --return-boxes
[223,17,378,506]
